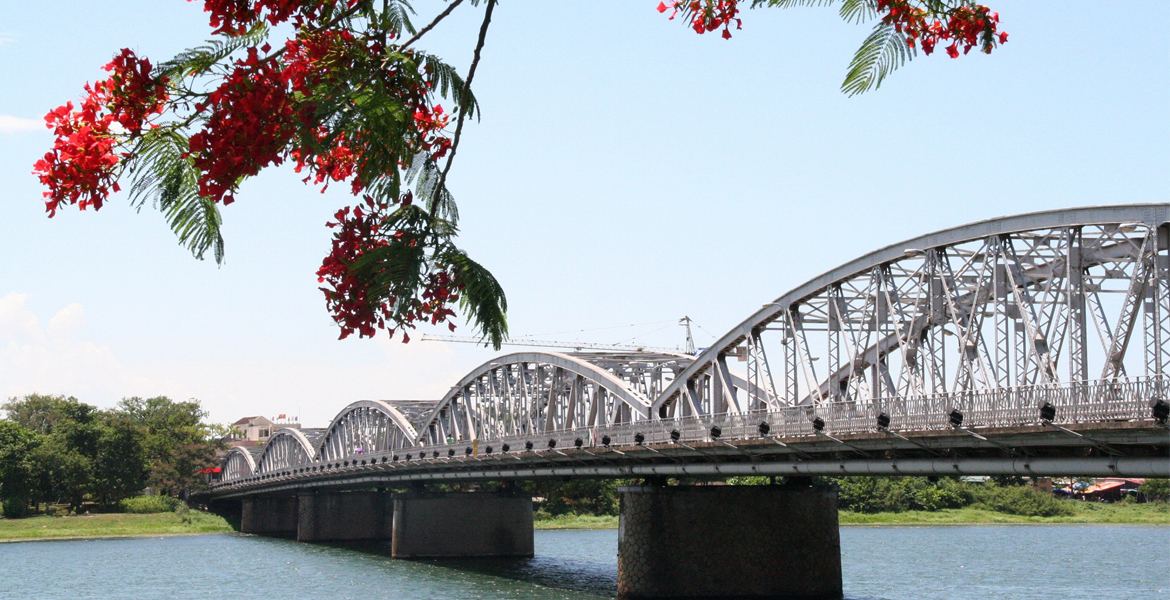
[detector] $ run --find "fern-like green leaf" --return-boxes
[750,0,836,8]
[126,129,225,263]
[442,248,507,349]
[840,22,912,97]
[838,0,876,23]
[157,26,269,81]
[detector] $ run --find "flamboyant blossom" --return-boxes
[317,193,461,340]
[195,0,358,36]
[187,47,298,205]
[876,0,1005,57]
[34,49,168,216]
[658,1,741,39]
[658,1,1006,59]
[38,1,487,345]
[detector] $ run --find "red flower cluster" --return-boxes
[284,30,451,195]
[414,103,452,160]
[282,29,358,96]
[34,49,168,217]
[187,47,298,204]
[104,49,170,133]
[317,194,461,340]
[658,0,741,39]
[193,0,357,36]
[877,0,1006,57]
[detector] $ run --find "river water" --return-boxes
[1,526,1166,599]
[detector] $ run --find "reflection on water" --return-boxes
[332,531,617,598]
[0,526,1165,600]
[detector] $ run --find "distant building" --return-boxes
[226,415,301,447]
[1066,478,1146,502]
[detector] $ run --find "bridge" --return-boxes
[206,204,1170,600]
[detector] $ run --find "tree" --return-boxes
[9,395,148,511]
[90,413,148,507]
[2,394,93,436]
[0,421,41,518]
[35,0,1003,346]
[116,397,222,496]
[29,438,92,513]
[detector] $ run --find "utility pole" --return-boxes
[680,316,696,355]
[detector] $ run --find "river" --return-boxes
[0,526,1166,599]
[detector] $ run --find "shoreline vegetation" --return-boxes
[1,501,1164,542]
[534,501,1170,530]
[0,510,233,542]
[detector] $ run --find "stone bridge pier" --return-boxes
[297,490,394,542]
[236,489,534,559]
[392,490,534,558]
[240,495,298,537]
[617,481,842,600]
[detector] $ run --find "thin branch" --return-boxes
[399,0,467,51]
[438,0,495,191]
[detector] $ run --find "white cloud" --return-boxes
[0,115,42,134]
[0,293,147,405]
[0,292,481,428]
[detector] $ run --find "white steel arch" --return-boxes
[221,447,257,482]
[256,428,318,474]
[317,400,420,462]
[652,204,1170,427]
[415,352,687,445]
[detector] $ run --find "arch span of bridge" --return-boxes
[212,204,1170,494]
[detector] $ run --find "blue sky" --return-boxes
[1,1,1167,427]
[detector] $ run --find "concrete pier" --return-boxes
[240,495,298,537]
[296,491,394,542]
[616,483,842,600]
[391,491,534,558]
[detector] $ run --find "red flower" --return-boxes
[33,48,168,217]
[187,47,297,205]
[659,0,741,39]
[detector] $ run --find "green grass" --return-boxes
[0,510,234,542]
[535,502,1169,530]
[839,502,1170,525]
[535,513,619,530]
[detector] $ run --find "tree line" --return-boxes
[523,475,1170,520]
[0,394,225,518]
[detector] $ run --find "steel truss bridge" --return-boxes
[211,205,1170,499]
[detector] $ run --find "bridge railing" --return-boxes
[470,376,1164,450]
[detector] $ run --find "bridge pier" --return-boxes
[240,495,299,537]
[391,491,534,558]
[296,491,395,542]
[617,481,842,600]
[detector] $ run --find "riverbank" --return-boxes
[534,501,1170,529]
[1,502,1164,541]
[0,510,233,542]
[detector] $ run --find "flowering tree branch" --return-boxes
[35,0,508,347]
[659,0,1008,95]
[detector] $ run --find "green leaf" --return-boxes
[750,0,837,9]
[156,25,269,81]
[838,0,877,23]
[442,248,507,349]
[126,129,225,263]
[840,22,912,97]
